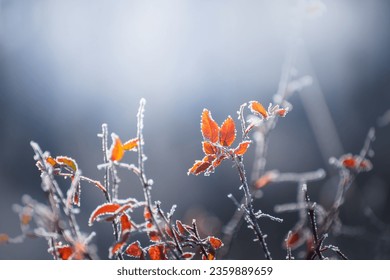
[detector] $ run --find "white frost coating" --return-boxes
[147,179,154,186]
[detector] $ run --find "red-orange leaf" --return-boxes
[181,252,195,260]
[123,138,139,151]
[234,141,251,156]
[341,155,356,169]
[148,231,160,242]
[202,142,218,155]
[249,101,268,118]
[208,236,223,250]
[57,245,73,260]
[120,213,132,237]
[201,109,220,143]
[144,207,152,221]
[88,203,121,226]
[254,170,279,189]
[212,155,227,168]
[109,133,125,161]
[284,230,305,250]
[276,108,288,117]
[188,160,211,176]
[125,241,143,258]
[56,156,78,172]
[148,245,167,260]
[176,220,189,235]
[219,116,236,147]
[340,154,373,172]
[109,242,126,259]
[164,225,174,239]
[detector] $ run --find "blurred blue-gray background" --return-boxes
[1,0,389,259]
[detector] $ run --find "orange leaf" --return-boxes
[219,116,236,147]
[109,133,125,161]
[254,170,279,189]
[276,108,288,117]
[341,155,356,169]
[56,156,78,172]
[249,101,268,118]
[208,236,223,250]
[201,109,220,143]
[359,158,373,171]
[144,207,152,221]
[109,242,126,259]
[148,231,160,242]
[0,234,9,244]
[181,252,195,259]
[148,245,167,260]
[123,138,139,151]
[165,225,174,239]
[20,214,32,225]
[88,203,121,226]
[120,213,132,238]
[202,252,215,260]
[125,241,143,258]
[212,155,227,168]
[202,142,218,155]
[234,140,251,156]
[176,220,189,235]
[284,230,305,250]
[188,160,211,176]
[46,156,58,167]
[57,245,73,260]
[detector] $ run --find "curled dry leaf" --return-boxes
[201,109,220,143]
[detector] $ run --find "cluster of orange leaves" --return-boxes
[188,101,288,176]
